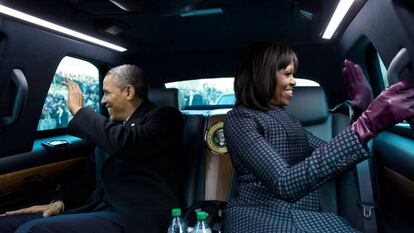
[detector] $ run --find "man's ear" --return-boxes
[125,85,136,100]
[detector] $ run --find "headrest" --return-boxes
[148,88,183,110]
[284,86,328,126]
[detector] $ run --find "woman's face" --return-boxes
[271,62,296,106]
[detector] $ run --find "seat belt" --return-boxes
[356,145,378,233]
[331,101,378,233]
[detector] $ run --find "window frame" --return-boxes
[366,43,414,138]
[36,56,102,138]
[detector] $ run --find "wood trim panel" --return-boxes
[383,167,414,203]
[204,112,233,201]
[0,158,85,194]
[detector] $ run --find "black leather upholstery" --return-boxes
[148,88,184,109]
[285,87,329,126]
[182,114,205,208]
[148,88,205,209]
[331,112,363,227]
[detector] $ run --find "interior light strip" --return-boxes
[181,8,223,17]
[0,4,127,52]
[322,0,355,39]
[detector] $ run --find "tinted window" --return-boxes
[165,78,319,108]
[165,78,234,107]
[37,56,99,131]
[216,93,236,105]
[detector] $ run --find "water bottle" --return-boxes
[193,211,212,233]
[167,208,188,233]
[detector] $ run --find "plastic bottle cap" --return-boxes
[171,208,182,217]
[196,211,208,220]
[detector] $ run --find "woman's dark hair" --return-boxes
[234,42,298,111]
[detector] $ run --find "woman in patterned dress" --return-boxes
[223,42,414,232]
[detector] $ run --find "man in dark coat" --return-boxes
[0,64,184,233]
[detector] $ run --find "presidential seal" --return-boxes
[205,121,228,155]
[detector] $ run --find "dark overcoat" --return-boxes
[60,101,184,233]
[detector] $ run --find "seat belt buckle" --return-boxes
[359,201,376,219]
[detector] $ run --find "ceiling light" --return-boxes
[322,0,355,39]
[0,4,127,52]
[181,8,223,17]
[104,25,124,36]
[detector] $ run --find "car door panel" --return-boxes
[374,131,414,232]
[0,135,93,212]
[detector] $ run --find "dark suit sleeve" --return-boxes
[67,106,183,159]
[224,108,370,202]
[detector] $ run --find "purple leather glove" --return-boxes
[352,80,414,144]
[342,59,374,120]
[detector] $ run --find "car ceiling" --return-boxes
[1,0,341,54]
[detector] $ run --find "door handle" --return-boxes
[0,69,28,127]
[387,48,414,130]
[387,48,411,85]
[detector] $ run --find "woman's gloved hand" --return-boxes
[342,59,374,120]
[352,80,414,144]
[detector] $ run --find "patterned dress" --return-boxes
[223,106,369,233]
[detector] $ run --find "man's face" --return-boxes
[101,75,129,121]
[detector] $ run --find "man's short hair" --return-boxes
[106,64,148,100]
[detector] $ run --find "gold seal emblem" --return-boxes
[205,121,228,155]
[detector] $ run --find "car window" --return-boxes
[165,78,319,108]
[165,77,234,107]
[37,56,100,131]
[376,52,389,88]
[216,93,236,105]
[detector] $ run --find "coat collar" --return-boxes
[267,105,290,130]
[267,106,301,137]
[124,100,155,125]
